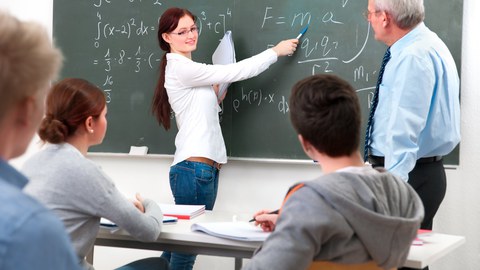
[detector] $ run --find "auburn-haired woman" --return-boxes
[23,78,168,270]
[151,7,298,269]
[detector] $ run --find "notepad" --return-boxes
[158,203,205,220]
[191,221,271,242]
[212,30,236,99]
[412,229,433,246]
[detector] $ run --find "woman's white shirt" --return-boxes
[165,49,277,166]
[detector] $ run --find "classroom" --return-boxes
[2,0,478,269]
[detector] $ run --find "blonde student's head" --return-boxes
[0,11,62,159]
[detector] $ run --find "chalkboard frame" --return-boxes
[53,0,462,165]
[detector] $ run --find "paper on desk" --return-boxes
[212,30,236,99]
[191,221,270,242]
[100,216,178,229]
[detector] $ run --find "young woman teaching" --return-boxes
[22,78,168,270]
[151,7,298,270]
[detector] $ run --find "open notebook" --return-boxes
[191,221,271,242]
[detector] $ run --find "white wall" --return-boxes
[3,0,479,269]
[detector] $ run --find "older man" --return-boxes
[363,1,460,269]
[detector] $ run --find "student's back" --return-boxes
[0,169,80,269]
[21,78,165,270]
[244,75,423,270]
[23,143,162,260]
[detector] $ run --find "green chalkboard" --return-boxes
[53,0,462,164]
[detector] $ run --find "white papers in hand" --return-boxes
[191,221,270,242]
[212,30,236,99]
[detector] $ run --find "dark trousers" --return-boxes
[370,157,447,270]
[407,159,447,230]
[400,159,447,270]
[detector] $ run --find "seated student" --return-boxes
[22,78,168,270]
[243,74,424,270]
[0,11,81,270]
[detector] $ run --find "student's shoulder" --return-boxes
[4,198,81,269]
[0,188,68,243]
[8,190,57,224]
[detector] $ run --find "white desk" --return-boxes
[403,233,465,268]
[92,211,465,269]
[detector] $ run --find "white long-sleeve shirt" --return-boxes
[165,49,278,166]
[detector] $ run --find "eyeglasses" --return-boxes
[170,26,198,37]
[363,10,382,20]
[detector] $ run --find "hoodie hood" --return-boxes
[303,170,424,269]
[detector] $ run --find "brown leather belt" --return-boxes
[368,155,443,166]
[186,157,222,170]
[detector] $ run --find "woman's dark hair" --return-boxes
[39,78,106,144]
[151,7,196,130]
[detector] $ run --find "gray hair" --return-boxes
[0,11,63,118]
[375,0,425,29]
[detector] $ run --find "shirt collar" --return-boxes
[0,158,29,189]
[166,52,193,62]
[46,142,84,158]
[390,22,427,55]
[336,165,379,175]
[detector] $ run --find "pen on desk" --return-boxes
[295,24,309,39]
[249,209,280,222]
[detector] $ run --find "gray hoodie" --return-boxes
[243,168,424,270]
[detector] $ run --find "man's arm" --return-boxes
[384,54,435,180]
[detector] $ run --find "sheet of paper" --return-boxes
[100,216,178,227]
[212,30,236,99]
[191,221,270,242]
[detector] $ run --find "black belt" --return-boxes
[368,155,443,166]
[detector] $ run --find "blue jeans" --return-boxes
[161,160,220,270]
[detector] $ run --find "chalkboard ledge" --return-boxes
[87,152,317,165]
[86,152,458,169]
[87,152,173,160]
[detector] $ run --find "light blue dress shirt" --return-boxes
[0,159,81,270]
[370,22,460,181]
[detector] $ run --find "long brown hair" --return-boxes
[151,7,196,130]
[39,78,106,144]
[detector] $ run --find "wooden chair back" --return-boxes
[308,261,396,270]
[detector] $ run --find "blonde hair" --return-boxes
[0,11,63,119]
